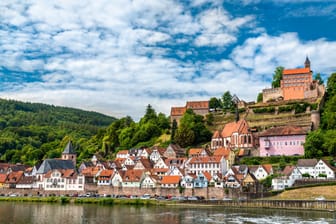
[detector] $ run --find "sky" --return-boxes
[1,0,336,121]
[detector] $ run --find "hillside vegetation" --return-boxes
[0,98,116,165]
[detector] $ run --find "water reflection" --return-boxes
[0,202,334,224]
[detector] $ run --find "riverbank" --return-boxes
[1,196,336,212]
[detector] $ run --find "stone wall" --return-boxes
[262,88,283,103]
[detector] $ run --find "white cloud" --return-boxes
[1,0,336,121]
[194,8,254,47]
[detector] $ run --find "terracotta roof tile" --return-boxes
[213,147,231,157]
[117,150,129,155]
[202,171,212,181]
[161,175,181,184]
[189,156,222,164]
[122,170,143,182]
[259,126,307,137]
[186,101,209,109]
[189,148,203,156]
[221,120,249,137]
[283,67,310,75]
[171,107,186,116]
[0,173,7,183]
[297,159,318,167]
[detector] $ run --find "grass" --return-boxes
[267,185,336,200]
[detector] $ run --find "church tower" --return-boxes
[304,56,311,68]
[62,141,77,167]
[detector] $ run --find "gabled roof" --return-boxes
[283,67,310,75]
[44,169,77,179]
[171,107,186,116]
[6,171,24,184]
[17,176,34,185]
[188,148,204,156]
[122,170,143,182]
[0,173,7,183]
[262,164,273,174]
[63,141,76,154]
[202,171,212,181]
[221,119,249,137]
[81,167,101,177]
[259,126,307,137]
[186,101,209,109]
[189,156,223,164]
[161,175,181,184]
[117,150,129,155]
[297,159,318,167]
[37,159,75,174]
[281,165,297,176]
[213,147,231,157]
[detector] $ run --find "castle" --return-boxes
[262,57,325,103]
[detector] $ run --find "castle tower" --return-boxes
[304,56,311,68]
[62,140,77,166]
[311,110,320,130]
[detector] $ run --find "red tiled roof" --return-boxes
[283,67,310,75]
[259,126,307,137]
[0,174,7,183]
[221,119,249,137]
[189,156,222,164]
[186,101,209,109]
[213,147,231,157]
[188,148,203,156]
[171,107,186,116]
[262,164,273,174]
[117,150,129,155]
[122,170,143,182]
[6,171,24,184]
[161,175,181,184]
[202,171,212,181]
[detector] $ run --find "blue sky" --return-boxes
[1,0,336,120]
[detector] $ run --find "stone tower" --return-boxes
[311,110,320,130]
[304,56,311,68]
[62,140,77,167]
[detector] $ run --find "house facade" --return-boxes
[259,126,307,157]
[211,119,254,150]
[186,156,227,176]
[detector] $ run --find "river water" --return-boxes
[0,202,334,224]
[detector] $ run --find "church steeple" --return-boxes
[62,140,77,166]
[304,56,310,68]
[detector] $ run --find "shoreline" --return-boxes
[1,196,335,212]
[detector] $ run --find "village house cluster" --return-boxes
[0,57,333,196]
[0,129,335,195]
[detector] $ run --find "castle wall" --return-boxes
[262,88,282,103]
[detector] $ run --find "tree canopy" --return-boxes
[271,66,284,88]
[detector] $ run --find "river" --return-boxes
[0,202,334,224]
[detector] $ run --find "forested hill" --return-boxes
[0,98,116,165]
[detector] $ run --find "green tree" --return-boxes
[327,72,336,97]
[314,73,324,84]
[171,119,177,143]
[174,125,195,148]
[271,66,284,88]
[209,97,222,111]
[257,92,263,103]
[304,130,324,158]
[222,91,233,112]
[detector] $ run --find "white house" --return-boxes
[111,171,123,187]
[121,170,144,188]
[185,156,227,176]
[97,169,114,186]
[41,169,85,191]
[272,165,302,190]
[180,174,195,189]
[249,164,273,180]
[140,172,158,188]
[153,157,168,169]
[315,159,336,179]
